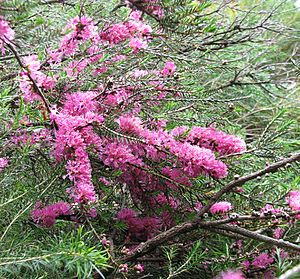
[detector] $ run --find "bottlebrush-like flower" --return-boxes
[286,190,300,210]
[19,55,56,103]
[117,115,144,134]
[252,253,274,269]
[59,16,98,56]
[216,270,245,279]
[129,37,147,52]
[273,228,284,239]
[0,157,9,171]
[0,16,14,54]
[31,201,72,227]
[210,201,232,214]
[119,264,128,273]
[51,91,104,203]
[134,263,144,273]
[187,127,246,156]
[117,208,160,240]
[162,61,176,76]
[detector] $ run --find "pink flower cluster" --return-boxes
[0,16,14,54]
[260,204,282,215]
[0,157,9,172]
[57,16,98,59]
[286,190,300,211]
[115,118,229,179]
[127,0,164,18]
[11,128,52,147]
[101,142,143,170]
[100,11,152,52]
[252,253,274,269]
[210,201,232,214]
[117,208,160,240]
[134,263,144,273]
[31,201,72,227]
[242,252,274,272]
[162,61,176,76]
[187,126,246,156]
[19,55,56,103]
[17,12,247,238]
[51,91,104,203]
[216,270,245,279]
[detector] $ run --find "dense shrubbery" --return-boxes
[0,0,300,278]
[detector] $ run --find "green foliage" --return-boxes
[0,227,109,278]
[0,0,299,278]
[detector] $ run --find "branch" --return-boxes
[197,152,300,217]
[3,40,52,114]
[278,263,300,279]
[119,152,300,262]
[217,224,300,252]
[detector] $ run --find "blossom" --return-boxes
[260,204,282,214]
[117,115,143,134]
[101,23,131,44]
[0,16,14,54]
[162,61,176,76]
[210,201,232,214]
[216,270,245,279]
[129,37,147,52]
[134,263,144,273]
[273,228,284,239]
[117,208,160,240]
[51,91,103,203]
[241,261,250,270]
[59,16,98,56]
[187,127,246,156]
[31,201,72,227]
[119,264,128,273]
[19,55,56,103]
[286,190,300,210]
[0,157,9,171]
[65,59,88,78]
[252,253,274,269]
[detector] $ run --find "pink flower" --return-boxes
[65,59,88,78]
[187,127,246,156]
[286,190,300,211]
[210,201,232,214]
[101,23,130,44]
[31,201,72,227]
[58,16,98,56]
[216,270,245,279]
[0,16,14,54]
[19,55,56,103]
[273,228,284,239]
[117,208,160,240]
[134,263,144,273]
[51,91,103,203]
[119,264,128,273]
[194,202,203,211]
[252,253,274,269]
[162,61,176,76]
[117,208,137,220]
[129,38,147,52]
[117,115,143,134]
[0,157,9,171]
[260,204,282,214]
[241,260,250,270]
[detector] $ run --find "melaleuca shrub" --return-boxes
[1,1,299,278]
